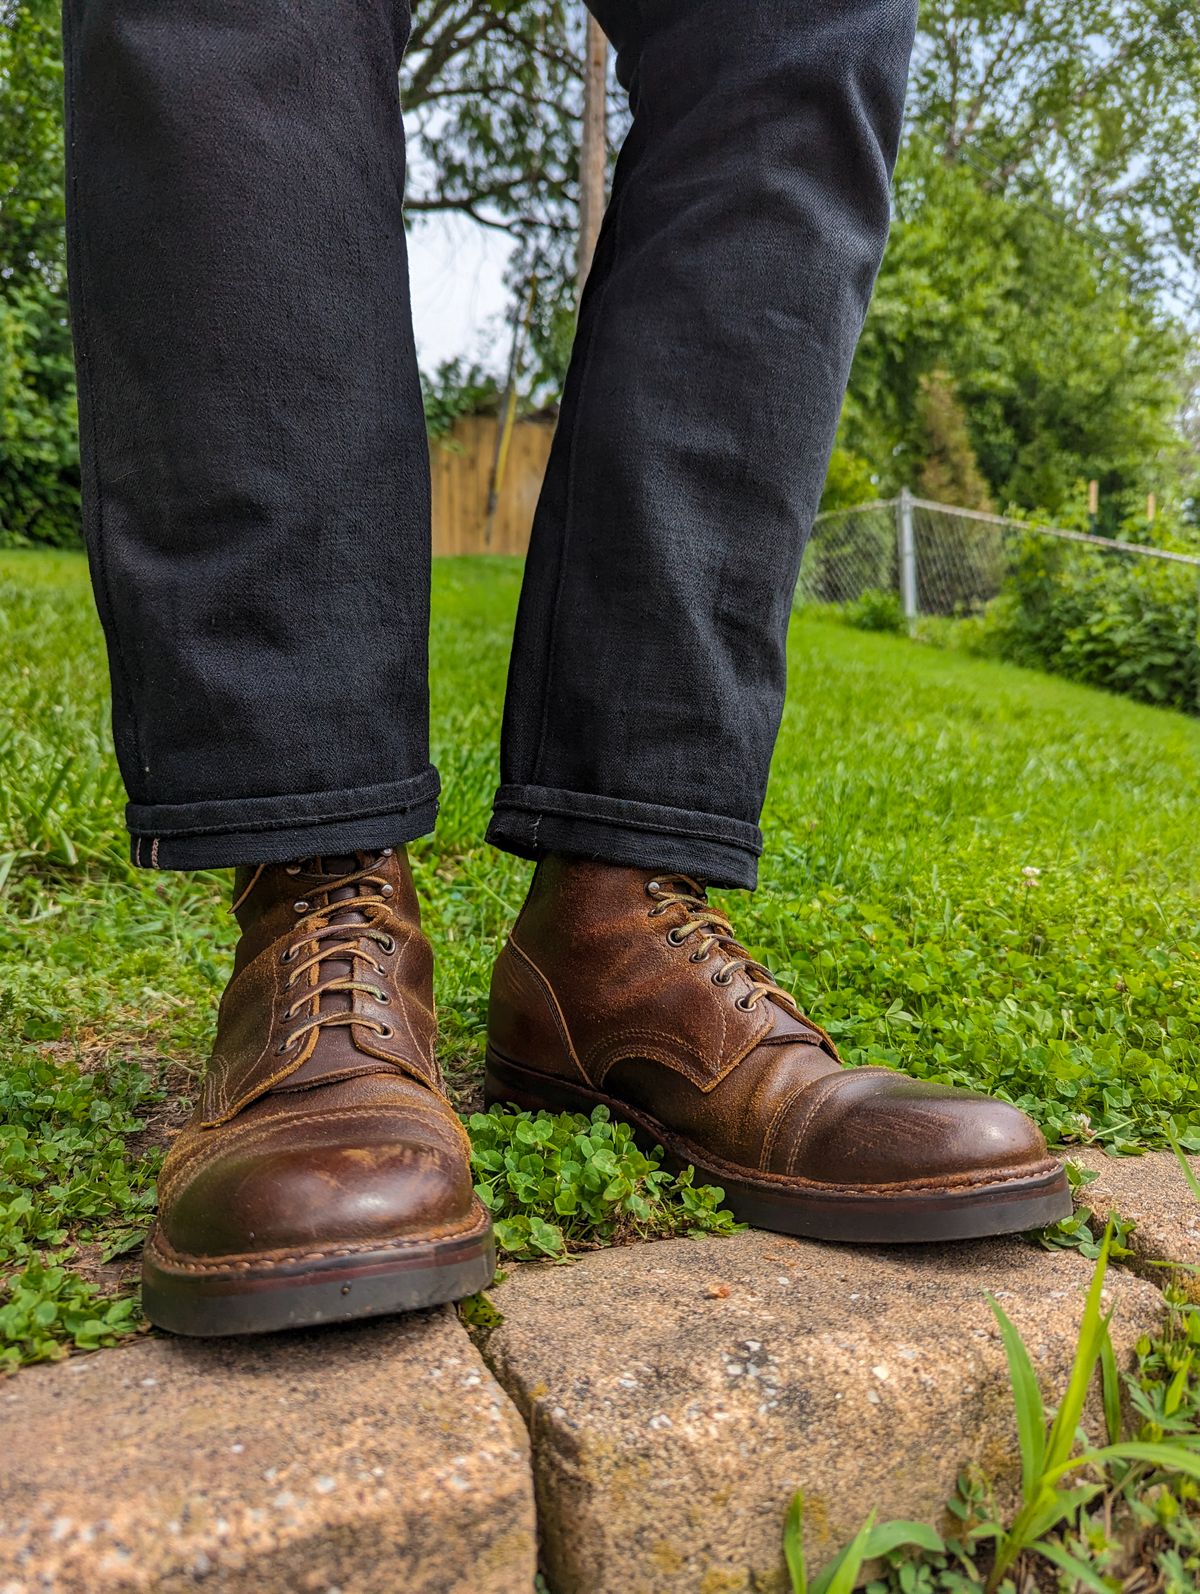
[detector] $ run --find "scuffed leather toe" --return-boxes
[781,1068,1053,1186]
[158,1082,475,1261]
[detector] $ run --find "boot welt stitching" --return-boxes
[494,1061,1061,1198]
[658,1116,1062,1197]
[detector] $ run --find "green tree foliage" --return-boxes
[0,0,79,546]
[840,0,1200,522]
[2,0,1198,542]
[844,138,1190,523]
[402,0,611,394]
[914,369,994,511]
[909,0,1200,302]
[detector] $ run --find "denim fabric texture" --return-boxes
[63,0,916,887]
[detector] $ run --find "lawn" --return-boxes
[1,547,1199,1364]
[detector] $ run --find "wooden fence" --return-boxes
[430,414,555,556]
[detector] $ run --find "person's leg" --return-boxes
[63,0,437,869]
[489,0,915,889]
[63,0,492,1333]
[486,0,1071,1241]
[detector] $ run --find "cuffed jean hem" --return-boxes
[126,766,440,871]
[486,783,762,890]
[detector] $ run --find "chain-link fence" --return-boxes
[799,494,1200,616]
[796,493,1200,715]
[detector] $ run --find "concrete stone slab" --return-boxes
[1073,1148,1200,1290]
[0,1309,537,1593]
[483,1230,1162,1594]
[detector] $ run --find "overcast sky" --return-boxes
[408,212,513,375]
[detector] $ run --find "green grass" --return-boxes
[2,548,1200,1366]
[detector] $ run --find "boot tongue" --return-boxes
[312,853,371,920]
[297,855,373,1028]
[766,1003,824,1037]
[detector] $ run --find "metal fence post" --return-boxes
[897,487,918,623]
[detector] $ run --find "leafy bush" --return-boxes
[0,0,81,548]
[975,536,1200,714]
[843,586,908,634]
[421,357,502,441]
[467,1104,741,1260]
[819,446,878,513]
[0,278,80,548]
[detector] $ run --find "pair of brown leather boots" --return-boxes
[143,849,1070,1336]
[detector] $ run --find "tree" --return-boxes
[3,0,1198,543]
[403,1,584,237]
[909,0,1200,302]
[0,0,63,281]
[0,0,78,545]
[842,136,1191,524]
[915,370,993,511]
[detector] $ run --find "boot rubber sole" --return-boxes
[142,1200,496,1337]
[484,1047,1072,1245]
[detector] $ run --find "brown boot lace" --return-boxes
[645,873,812,1019]
[231,850,402,1062]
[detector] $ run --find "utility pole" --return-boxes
[576,12,609,299]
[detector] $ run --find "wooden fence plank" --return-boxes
[430,416,554,557]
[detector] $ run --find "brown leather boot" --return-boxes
[486,858,1071,1243]
[143,848,494,1335]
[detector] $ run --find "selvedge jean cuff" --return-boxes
[126,766,440,871]
[486,783,762,891]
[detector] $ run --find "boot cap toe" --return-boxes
[783,1070,1052,1186]
[157,1093,475,1262]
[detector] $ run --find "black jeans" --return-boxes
[62,0,915,889]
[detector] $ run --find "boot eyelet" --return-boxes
[666,927,686,946]
[280,947,295,964]
[285,864,301,876]
[376,1023,395,1040]
[645,880,661,897]
[382,847,394,857]
[689,950,710,963]
[735,994,756,1012]
[373,989,391,1004]
[377,934,396,955]
[381,883,394,897]
[712,969,733,987]
[293,899,309,913]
